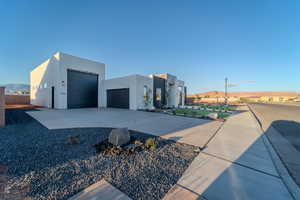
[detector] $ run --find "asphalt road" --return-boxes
[249,103,300,151]
[249,103,300,189]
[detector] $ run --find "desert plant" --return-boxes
[145,138,158,150]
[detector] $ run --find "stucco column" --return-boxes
[0,87,5,127]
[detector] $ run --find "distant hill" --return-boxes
[189,91,300,98]
[0,84,30,94]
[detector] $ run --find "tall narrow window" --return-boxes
[144,85,148,101]
[156,88,162,101]
[178,86,183,105]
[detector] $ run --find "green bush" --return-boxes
[145,138,158,150]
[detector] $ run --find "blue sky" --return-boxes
[0,0,300,94]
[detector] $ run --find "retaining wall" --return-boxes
[5,95,30,105]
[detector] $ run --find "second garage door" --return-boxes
[107,88,129,109]
[67,70,98,109]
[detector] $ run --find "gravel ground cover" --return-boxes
[0,109,199,200]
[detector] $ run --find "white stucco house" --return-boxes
[30,52,186,110]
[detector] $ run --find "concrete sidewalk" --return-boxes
[69,179,132,200]
[163,107,293,200]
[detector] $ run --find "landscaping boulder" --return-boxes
[207,112,218,120]
[108,128,130,146]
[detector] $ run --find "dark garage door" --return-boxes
[107,88,129,109]
[67,70,98,109]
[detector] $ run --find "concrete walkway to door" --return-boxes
[27,108,223,148]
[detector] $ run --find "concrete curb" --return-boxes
[248,104,300,200]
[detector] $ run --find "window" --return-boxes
[144,85,148,101]
[178,86,182,92]
[156,88,162,101]
[178,86,183,105]
[44,83,47,89]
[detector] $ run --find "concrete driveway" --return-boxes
[27,108,222,148]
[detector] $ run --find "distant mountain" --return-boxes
[1,84,30,94]
[188,91,300,98]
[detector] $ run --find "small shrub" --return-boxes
[172,110,176,115]
[66,135,80,145]
[145,138,158,150]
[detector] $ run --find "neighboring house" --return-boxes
[260,96,292,103]
[243,96,261,102]
[30,52,186,110]
[186,96,240,104]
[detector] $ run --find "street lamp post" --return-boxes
[225,77,228,105]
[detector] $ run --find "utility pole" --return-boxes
[225,77,228,105]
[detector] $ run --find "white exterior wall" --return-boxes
[30,53,60,107]
[168,85,177,107]
[31,52,105,109]
[135,75,154,110]
[57,53,105,109]
[176,80,185,107]
[101,75,153,110]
